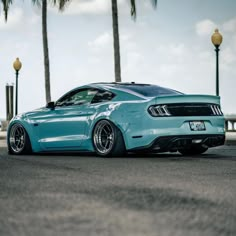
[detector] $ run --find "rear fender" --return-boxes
[89,101,148,147]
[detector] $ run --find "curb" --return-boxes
[225,140,236,146]
[0,131,7,140]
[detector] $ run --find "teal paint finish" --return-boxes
[154,94,220,105]
[124,116,225,149]
[7,83,225,153]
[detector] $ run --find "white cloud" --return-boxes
[159,64,180,77]
[0,8,23,30]
[169,44,186,56]
[233,34,236,50]
[120,32,138,51]
[222,47,236,64]
[223,17,236,33]
[196,19,217,36]
[0,6,39,31]
[61,0,110,15]
[156,43,189,64]
[124,51,142,70]
[198,51,212,61]
[88,32,112,51]
[56,0,128,15]
[29,14,40,26]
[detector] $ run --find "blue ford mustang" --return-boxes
[7,83,225,156]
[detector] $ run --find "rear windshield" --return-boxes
[115,84,182,97]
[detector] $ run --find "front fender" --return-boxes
[7,115,41,152]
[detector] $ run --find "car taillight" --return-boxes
[210,105,223,116]
[148,105,171,117]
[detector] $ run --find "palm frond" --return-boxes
[130,0,136,19]
[151,0,158,8]
[31,0,41,7]
[1,0,13,21]
[30,0,70,10]
[53,0,70,11]
[130,0,157,20]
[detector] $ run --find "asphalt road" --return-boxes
[0,144,236,236]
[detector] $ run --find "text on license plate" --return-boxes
[189,121,206,131]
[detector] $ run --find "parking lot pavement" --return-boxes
[0,145,236,236]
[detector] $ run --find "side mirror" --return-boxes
[46,101,55,110]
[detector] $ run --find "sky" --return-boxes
[0,0,236,119]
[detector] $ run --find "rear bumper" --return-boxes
[129,134,225,152]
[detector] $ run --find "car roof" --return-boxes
[88,82,149,99]
[91,82,150,87]
[90,82,182,97]
[90,82,155,92]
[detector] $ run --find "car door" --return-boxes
[37,88,98,150]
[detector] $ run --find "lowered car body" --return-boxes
[7,83,225,156]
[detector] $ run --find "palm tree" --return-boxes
[32,0,69,103]
[1,0,69,103]
[111,0,157,82]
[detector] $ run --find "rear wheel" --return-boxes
[92,120,126,157]
[8,123,32,155]
[178,146,208,156]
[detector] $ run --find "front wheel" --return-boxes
[8,123,32,155]
[178,146,208,156]
[92,120,126,157]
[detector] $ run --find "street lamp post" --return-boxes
[13,58,22,115]
[211,29,223,96]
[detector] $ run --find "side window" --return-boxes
[56,88,98,107]
[91,90,115,104]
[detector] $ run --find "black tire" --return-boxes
[8,123,32,155]
[178,146,208,156]
[92,120,126,157]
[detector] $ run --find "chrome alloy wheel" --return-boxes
[93,120,115,155]
[9,124,26,154]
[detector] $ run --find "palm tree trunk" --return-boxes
[42,0,51,103]
[111,0,121,82]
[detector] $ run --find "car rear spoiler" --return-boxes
[152,94,221,105]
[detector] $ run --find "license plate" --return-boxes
[189,121,206,131]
